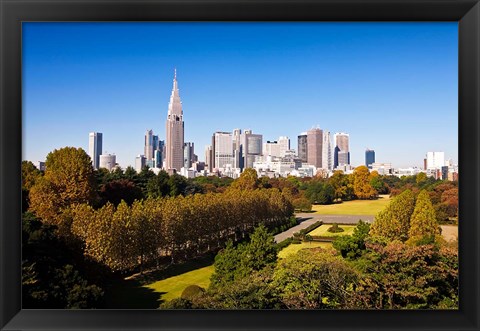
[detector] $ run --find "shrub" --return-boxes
[181,285,205,300]
[327,223,344,233]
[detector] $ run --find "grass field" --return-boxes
[144,265,214,303]
[311,194,391,215]
[308,224,356,237]
[278,241,333,259]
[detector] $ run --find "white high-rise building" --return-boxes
[278,136,290,157]
[426,152,445,170]
[322,131,332,171]
[99,154,116,171]
[165,69,185,172]
[88,132,102,170]
[135,155,146,173]
[213,132,234,169]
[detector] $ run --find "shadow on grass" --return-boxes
[103,254,216,309]
[103,277,164,309]
[134,254,216,286]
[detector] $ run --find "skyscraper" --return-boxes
[88,132,102,170]
[365,149,375,168]
[184,142,195,168]
[426,151,445,170]
[144,129,154,161]
[213,132,234,169]
[307,128,323,168]
[322,131,332,171]
[334,132,350,168]
[278,136,290,157]
[165,69,184,172]
[241,130,263,169]
[297,133,308,163]
[233,129,242,168]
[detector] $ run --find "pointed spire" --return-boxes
[168,68,182,116]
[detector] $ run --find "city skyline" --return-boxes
[23,22,458,168]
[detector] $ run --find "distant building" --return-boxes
[34,161,45,171]
[144,130,154,161]
[241,130,263,169]
[371,162,392,175]
[135,155,146,173]
[441,166,449,180]
[99,154,116,171]
[322,131,332,171]
[205,145,213,172]
[264,136,291,158]
[233,129,242,168]
[297,133,308,163]
[213,132,234,169]
[426,152,445,170]
[88,132,103,170]
[184,142,195,168]
[165,69,185,172]
[278,136,290,157]
[333,132,349,168]
[365,149,375,168]
[307,128,323,169]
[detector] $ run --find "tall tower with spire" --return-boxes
[165,69,185,172]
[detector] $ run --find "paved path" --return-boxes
[274,213,375,243]
[275,213,458,243]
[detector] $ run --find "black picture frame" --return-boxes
[1,0,479,330]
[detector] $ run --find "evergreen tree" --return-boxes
[408,190,440,241]
[370,189,415,242]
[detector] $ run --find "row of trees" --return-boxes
[371,189,442,243]
[69,188,294,272]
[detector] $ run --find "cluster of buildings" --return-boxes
[62,70,459,182]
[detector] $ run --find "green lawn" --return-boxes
[144,265,214,303]
[278,241,333,259]
[308,224,356,237]
[311,194,391,215]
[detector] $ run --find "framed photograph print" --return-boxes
[1,0,479,330]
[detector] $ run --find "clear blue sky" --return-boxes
[23,22,458,169]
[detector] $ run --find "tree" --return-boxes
[29,147,96,227]
[168,173,188,196]
[230,168,260,190]
[333,220,371,259]
[22,160,42,191]
[241,225,277,272]
[355,242,458,309]
[22,161,43,212]
[99,179,142,206]
[408,190,441,241]
[146,170,170,198]
[304,181,335,205]
[272,248,358,309]
[370,189,416,242]
[353,166,377,199]
[210,225,277,288]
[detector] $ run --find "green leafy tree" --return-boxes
[408,190,441,242]
[370,189,416,242]
[333,220,370,259]
[272,249,358,309]
[355,242,458,309]
[146,170,170,198]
